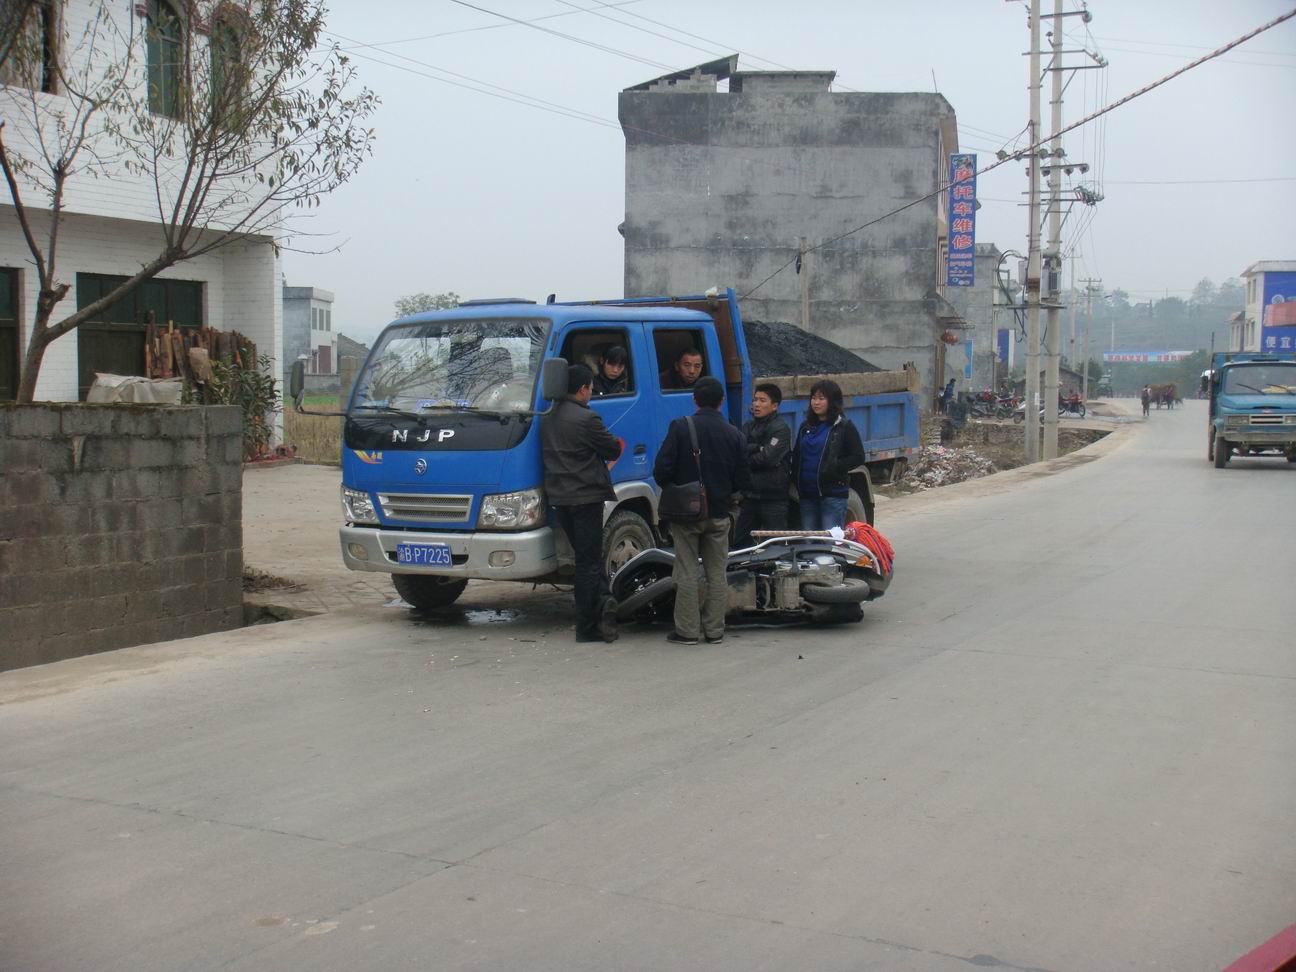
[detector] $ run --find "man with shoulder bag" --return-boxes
[540,364,623,643]
[652,377,751,646]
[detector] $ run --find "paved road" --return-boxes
[2,402,1292,971]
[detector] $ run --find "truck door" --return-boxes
[556,323,653,484]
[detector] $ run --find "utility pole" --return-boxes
[1023,0,1043,463]
[1066,257,1077,390]
[1042,0,1064,460]
[1081,277,1101,402]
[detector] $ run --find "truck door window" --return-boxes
[559,328,634,396]
[654,329,708,392]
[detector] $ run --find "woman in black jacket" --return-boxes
[790,379,866,530]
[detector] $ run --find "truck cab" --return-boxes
[1207,352,1296,468]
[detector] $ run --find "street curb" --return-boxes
[878,419,1141,520]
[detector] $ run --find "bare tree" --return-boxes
[0,0,378,401]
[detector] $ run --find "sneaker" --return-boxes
[704,634,724,644]
[666,631,699,645]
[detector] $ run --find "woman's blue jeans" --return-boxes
[799,495,848,530]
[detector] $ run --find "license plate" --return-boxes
[395,542,453,566]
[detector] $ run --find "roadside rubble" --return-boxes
[895,443,998,492]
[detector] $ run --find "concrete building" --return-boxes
[1234,261,1296,353]
[282,286,336,387]
[619,56,967,404]
[0,1,280,402]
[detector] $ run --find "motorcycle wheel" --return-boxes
[809,603,864,625]
[614,575,675,622]
[801,577,872,604]
[1012,410,1024,424]
[1077,404,1086,419]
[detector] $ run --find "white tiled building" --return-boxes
[0,0,280,401]
[1233,261,1296,354]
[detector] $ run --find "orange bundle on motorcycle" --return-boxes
[843,521,895,575]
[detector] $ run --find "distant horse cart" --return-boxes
[1148,382,1180,409]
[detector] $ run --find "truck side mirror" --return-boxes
[289,359,306,409]
[541,358,569,403]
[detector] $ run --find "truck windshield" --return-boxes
[1222,364,1296,396]
[354,318,549,413]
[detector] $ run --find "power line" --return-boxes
[335,0,646,51]
[742,6,1296,299]
[1105,175,1296,185]
[445,0,680,71]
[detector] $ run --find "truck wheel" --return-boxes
[1207,428,1215,462]
[603,510,656,580]
[393,574,468,610]
[846,486,873,526]
[1213,435,1230,468]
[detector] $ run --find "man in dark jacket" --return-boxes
[540,364,623,643]
[735,382,791,547]
[653,377,751,645]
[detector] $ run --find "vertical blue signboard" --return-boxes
[996,328,1011,366]
[964,337,974,379]
[946,153,977,287]
[1260,271,1296,352]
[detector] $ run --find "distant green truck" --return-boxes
[1207,352,1296,468]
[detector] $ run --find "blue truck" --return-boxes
[298,289,919,610]
[1208,351,1296,468]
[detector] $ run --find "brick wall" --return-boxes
[0,404,244,671]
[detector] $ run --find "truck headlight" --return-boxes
[341,486,379,524]
[1225,415,1246,427]
[478,487,545,530]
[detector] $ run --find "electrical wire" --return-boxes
[742,6,1296,299]
[336,1,645,51]
[444,0,680,72]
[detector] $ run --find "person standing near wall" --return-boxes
[540,364,623,643]
[653,377,750,646]
[790,379,866,531]
[735,382,791,547]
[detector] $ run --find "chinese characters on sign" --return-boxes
[946,153,977,287]
[1102,350,1193,364]
[1260,271,1296,352]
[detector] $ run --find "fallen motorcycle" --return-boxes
[610,526,893,627]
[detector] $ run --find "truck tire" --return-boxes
[801,577,872,604]
[603,510,656,580]
[393,574,468,610]
[846,486,873,526]
[1207,428,1215,462]
[1213,435,1230,468]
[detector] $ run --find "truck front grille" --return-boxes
[1248,415,1284,425]
[378,492,473,523]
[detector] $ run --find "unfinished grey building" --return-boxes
[620,57,969,404]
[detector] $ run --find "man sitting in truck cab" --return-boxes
[660,347,704,391]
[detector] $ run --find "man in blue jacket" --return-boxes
[653,377,751,645]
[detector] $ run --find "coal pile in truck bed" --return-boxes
[743,320,880,378]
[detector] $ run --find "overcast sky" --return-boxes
[280,0,1296,345]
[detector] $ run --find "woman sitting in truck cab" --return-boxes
[593,345,630,397]
[790,379,866,530]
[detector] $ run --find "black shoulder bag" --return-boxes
[657,416,708,522]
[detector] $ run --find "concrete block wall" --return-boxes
[0,404,244,671]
